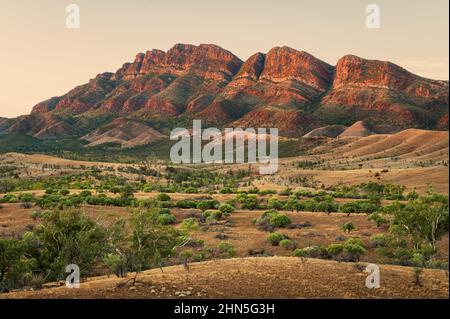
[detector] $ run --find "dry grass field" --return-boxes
[2,257,448,299]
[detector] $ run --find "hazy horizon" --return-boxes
[0,0,448,118]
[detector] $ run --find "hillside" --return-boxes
[81,118,165,148]
[1,257,448,299]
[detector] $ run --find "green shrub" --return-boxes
[79,190,92,197]
[218,203,235,215]
[217,242,236,258]
[327,244,344,258]
[293,246,328,259]
[237,194,260,210]
[184,187,198,194]
[266,232,285,246]
[340,200,379,215]
[270,214,291,227]
[59,189,70,196]
[278,188,292,196]
[258,189,277,196]
[406,190,419,201]
[210,211,223,220]
[268,198,285,210]
[343,242,366,262]
[180,218,200,232]
[293,248,308,257]
[157,213,176,225]
[158,208,171,215]
[256,210,291,230]
[176,200,197,209]
[197,200,219,211]
[156,193,171,201]
[220,187,234,194]
[327,237,367,262]
[19,193,35,203]
[279,239,297,250]
[0,194,18,203]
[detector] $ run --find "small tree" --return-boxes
[384,193,449,253]
[32,208,108,281]
[127,208,185,285]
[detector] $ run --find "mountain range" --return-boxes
[0,43,448,148]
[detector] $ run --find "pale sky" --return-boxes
[0,0,448,118]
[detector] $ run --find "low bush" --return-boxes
[156,193,171,202]
[279,239,297,250]
[176,200,197,209]
[256,210,291,231]
[217,242,236,258]
[59,189,70,196]
[339,200,379,216]
[218,203,235,215]
[180,218,200,232]
[197,200,219,211]
[293,245,328,259]
[266,232,285,246]
[341,222,355,233]
[157,213,176,225]
[327,237,366,262]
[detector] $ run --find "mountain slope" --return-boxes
[5,43,448,141]
[315,55,449,132]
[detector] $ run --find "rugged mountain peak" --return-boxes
[334,54,448,100]
[140,49,166,73]
[121,43,242,79]
[189,44,243,76]
[31,97,61,114]
[260,46,334,91]
[164,43,196,69]
[235,52,266,81]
